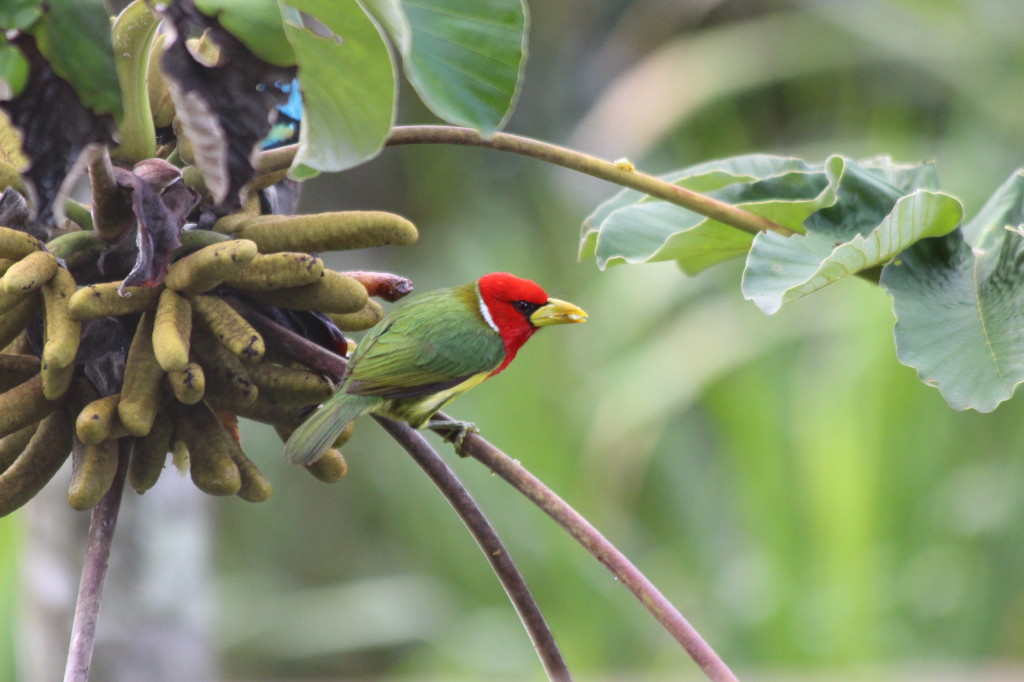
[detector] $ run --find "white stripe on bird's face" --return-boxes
[476,285,500,333]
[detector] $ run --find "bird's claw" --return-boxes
[427,418,479,456]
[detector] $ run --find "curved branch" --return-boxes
[255,127,792,237]
[431,412,740,682]
[385,125,792,237]
[64,442,130,682]
[374,415,572,682]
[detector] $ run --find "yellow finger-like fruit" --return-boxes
[152,288,192,372]
[76,393,122,445]
[0,227,44,260]
[0,373,64,439]
[172,401,241,496]
[0,293,40,350]
[214,211,418,253]
[164,239,257,295]
[228,446,272,503]
[0,422,37,474]
[240,270,368,314]
[222,252,324,290]
[191,331,258,409]
[40,360,75,401]
[190,295,264,360]
[0,409,73,517]
[118,312,165,436]
[41,268,81,369]
[68,282,162,321]
[128,410,173,494]
[67,438,119,511]
[2,251,58,293]
[305,448,348,483]
[243,360,334,405]
[167,361,205,405]
[329,300,385,332]
[0,354,40,392]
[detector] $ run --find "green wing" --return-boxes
[344,285,505,399]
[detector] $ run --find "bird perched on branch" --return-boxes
[284,272,587,465]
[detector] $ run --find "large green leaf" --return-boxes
[31,0,122,118]
[742,157,962,314]
[0,44,29,100]
[382,0,528,134]
[881,171,1024,412]
[361,0,411,52]
[0,0,40,30]
[581,155,827,274]
[0,0,41,30]
[281,0,396,175]
[196,0,295,67]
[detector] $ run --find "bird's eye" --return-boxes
[513,300,539,315]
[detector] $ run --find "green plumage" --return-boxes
[284,282,505,465]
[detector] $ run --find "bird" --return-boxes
[284,272,587,465]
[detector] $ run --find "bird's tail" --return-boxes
[284,392,373,466]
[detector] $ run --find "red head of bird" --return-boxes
[476,272,587,375]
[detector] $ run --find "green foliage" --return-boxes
[282,0,396,176]
[200,0,525,171]
[0,0,41,33]
[1,0,123,119]
[883,172,1024,412]
[744,156,962,314]
[580,155,819,273]
[0,46,28,100]
[385,0,528,133]
[580,149,1024,412]
[194,0,295,66]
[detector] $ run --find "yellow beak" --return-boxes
[530,298,588,327]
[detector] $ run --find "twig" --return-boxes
[64,442,130,682]
[374,415,572,682]
[432,412,740,682]
[386,125,791,237]
[257,127,792,238]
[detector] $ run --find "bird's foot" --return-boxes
[427,418,479,456]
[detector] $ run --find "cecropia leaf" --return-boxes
[366,0,527,134]
[881,170,1024,412]
[742,156,962,314]
[280,0,395,176]
[581,155,826,274]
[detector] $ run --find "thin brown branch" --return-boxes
[259,127,792,238]
[374,415,572,682]
[386,125,792,237]
[434,416,740,682]
[64,442,130,682]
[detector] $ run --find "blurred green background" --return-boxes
[8,0,1024,679]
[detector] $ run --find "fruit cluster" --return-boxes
[0,206,417,516]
